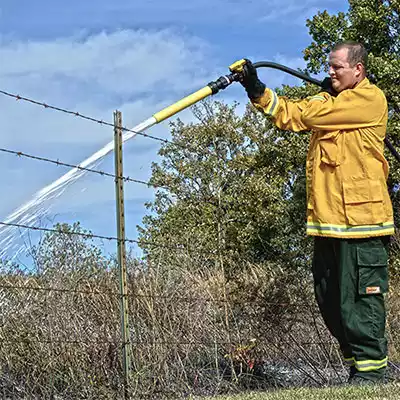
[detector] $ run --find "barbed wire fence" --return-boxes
[0,90,399,399]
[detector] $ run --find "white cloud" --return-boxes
[273,54,306,71]
[0,30,210,93]
[0,29,217,149]
[257,0,335,23]
[103,0,335,25]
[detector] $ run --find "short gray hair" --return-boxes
[332,41,368,71]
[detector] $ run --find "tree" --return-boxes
[32,222,108,277]
[138,101,310,274]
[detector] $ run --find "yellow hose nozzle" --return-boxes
[229,59,247,73]
[153,86,212,123]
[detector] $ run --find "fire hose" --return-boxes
[147,59,400,163]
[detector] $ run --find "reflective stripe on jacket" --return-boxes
[251,78,394,238]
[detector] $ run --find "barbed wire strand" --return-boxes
[0,220,313,290]
[0,221,208,253]
[0,147,165,189]
[0,92,284,204]
[0,221,141,245]
[0,145,283,229]
[0,90,169,144]
[0,89,266,175]
[0,89,213,157]
[0,220,235,255]
[0,338,122,346]
[0,282,318,308]
[0,148,264,215]
[0,338,331,347]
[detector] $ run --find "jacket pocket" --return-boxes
[357,246,388,295]
[343,179,385,225]
[319,131,341,167]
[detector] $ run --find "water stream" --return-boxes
[0,117,157,260]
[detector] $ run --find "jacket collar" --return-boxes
[355,77,370,89]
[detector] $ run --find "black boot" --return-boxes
[348,368,386,385]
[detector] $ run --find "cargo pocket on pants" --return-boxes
[357,247,388,296]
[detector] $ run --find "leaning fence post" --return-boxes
[114,110,131,397]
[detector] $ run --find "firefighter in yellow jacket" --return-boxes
[238,41,394,384]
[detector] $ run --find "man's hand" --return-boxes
[239,59,266,99]
[321,77,338,97]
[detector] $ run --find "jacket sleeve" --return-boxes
[300,88,387,131]
[250,88,328,132]
[251,84,387,133]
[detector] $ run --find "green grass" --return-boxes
[195,383,400,400]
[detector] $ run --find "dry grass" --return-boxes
[0,249,399,399]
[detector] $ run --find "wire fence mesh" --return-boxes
[0,89,399,399]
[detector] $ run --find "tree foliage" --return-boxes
[32,222,108,277]
[138,100,311,273]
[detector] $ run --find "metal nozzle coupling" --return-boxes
[207,75,231,94]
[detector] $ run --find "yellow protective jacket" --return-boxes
[251,77,394,238]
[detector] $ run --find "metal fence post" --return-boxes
[114,110,131,398]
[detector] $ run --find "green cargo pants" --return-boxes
[312,236,390,382]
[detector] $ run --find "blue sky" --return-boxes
[0,0,349,263]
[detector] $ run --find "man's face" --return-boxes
[328,48,362,92]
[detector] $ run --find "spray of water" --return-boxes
[0,117,157,260]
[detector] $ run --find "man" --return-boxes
[238,41,394,384]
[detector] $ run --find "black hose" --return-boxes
[383,138,400,163]
[253,61,400,163]
[253,61,322,86]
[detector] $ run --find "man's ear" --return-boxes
[355,62,363,78]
